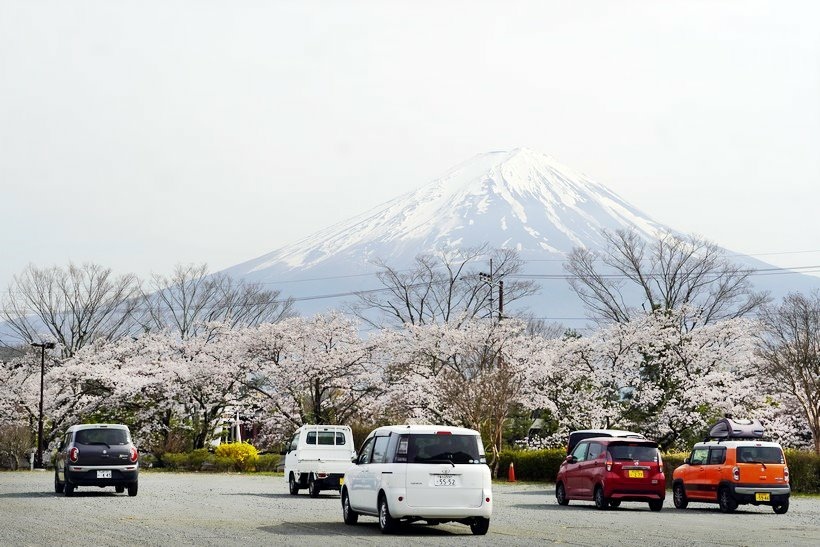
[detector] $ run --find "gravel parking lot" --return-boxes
[1,471,819,546]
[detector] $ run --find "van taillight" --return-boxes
[129,446,139,463]
[732,466,740,481]
[605,452,613,472]
[436,431,452,435]
[69,447,79,463]
[784,466,789,484]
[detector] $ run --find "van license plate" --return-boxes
[97,470,112,479]
[433,476,458,487]
[755,492,770,502]
[627,470,644,478]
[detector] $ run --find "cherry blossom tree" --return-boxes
[2,263,141,357]
[756,291,820,453]
[350,246,537,328]
[380,318,532,473]
[242,313,384,439]
[565,228,768,328]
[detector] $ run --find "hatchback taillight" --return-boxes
[69,447,79,463]
[784,466,789,484]
[732,466,740,481]
[605,452,613,472]
[129,446,139,463]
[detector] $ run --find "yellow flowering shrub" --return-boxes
[215,442,259,472]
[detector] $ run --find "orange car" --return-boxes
[672,418,790,514]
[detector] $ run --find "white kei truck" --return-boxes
[283,424,356,497]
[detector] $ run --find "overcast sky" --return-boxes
[1,0,819,294]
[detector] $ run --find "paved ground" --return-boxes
[1,471,819,546]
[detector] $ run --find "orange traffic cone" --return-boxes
[508,461,517,482]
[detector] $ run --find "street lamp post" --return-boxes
[31,341,55,469]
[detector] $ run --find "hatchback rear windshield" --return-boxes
[75,429,128,445]
[608,443,659,462]
[400,434,483,464]
[737,446,784,464]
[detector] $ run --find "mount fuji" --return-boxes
[222,148,818,325]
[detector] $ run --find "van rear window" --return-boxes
[400,434,483,464]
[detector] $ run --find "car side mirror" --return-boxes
[684,457,690,465]
[351,455,358,463]
[280,448,288,455]
[565,455,576,463]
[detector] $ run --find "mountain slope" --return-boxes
[222,148,818,323]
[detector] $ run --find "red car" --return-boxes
[555,437,665,511]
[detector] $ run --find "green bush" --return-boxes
[188,448,211,471]
[497,448,566,481]
[785,449,820,494]
[662,452,687,488]
[255,453,282,472]
[207,455,235,472]
[160,452,188,470]
[215,442,259,472]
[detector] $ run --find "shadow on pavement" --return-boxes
[259,521,471,537]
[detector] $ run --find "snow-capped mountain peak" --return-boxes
[228,148,666,279]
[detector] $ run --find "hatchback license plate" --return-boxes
[627,470,644,479]
[755,492,770,502]
[97,470,112,479]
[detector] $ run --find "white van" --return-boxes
[341,424,492,535]
[284,424,356,497]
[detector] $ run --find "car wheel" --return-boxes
[127,481,138,497]
[115,486,125,494]
[54,472,64,494]
[773,500,789,514]
[609,500,621,508]
[378,495,398,534]
[673,483,688,509]
[288,474,299,495]
[555,482,569,506]
[593,486,608,510]
[470,517,490,536]
[649,500,663,512]
[64,482,75,497]
[308,476,320,498]
[342,490,358,525]
[718,487,736,513]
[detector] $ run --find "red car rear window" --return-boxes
[608,444,658,462]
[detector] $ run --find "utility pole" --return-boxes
[479,259,504,322]
[31,341,55,469]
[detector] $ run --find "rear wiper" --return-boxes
[87,441,111,448]
[427,458,456,467]
[743,460,767,469]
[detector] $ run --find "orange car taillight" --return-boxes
[129,446,139,463]
[69,447,79,463]
[732,466,740,481]
[784,466,789,484]
[605,452,613,472]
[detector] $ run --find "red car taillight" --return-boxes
[129,446,139,463]
[605,452,613,472]
[69,447,79,463]
[784,466,790,484]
